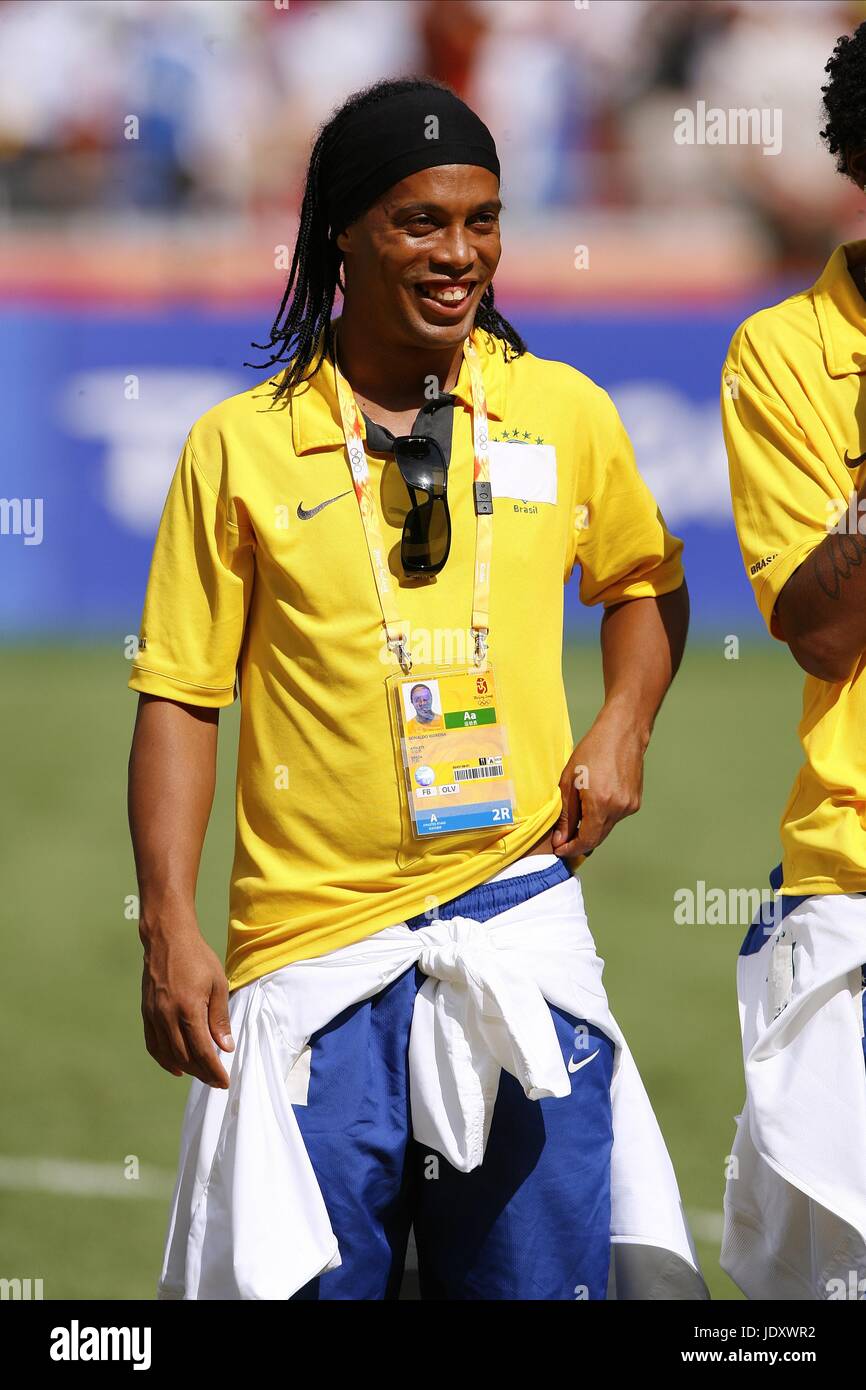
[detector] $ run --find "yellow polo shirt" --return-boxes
[723,241,866,895]
[130,325,683,988]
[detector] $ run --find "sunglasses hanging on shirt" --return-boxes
[333,328,492,672]
[392,434,451,575]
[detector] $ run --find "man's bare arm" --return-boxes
[552,582,689,857]
[775,480,866,683]
[128,694,233,1089]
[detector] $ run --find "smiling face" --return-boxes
[335,164,501,354]
[410,685,434,717]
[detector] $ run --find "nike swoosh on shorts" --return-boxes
[567,1047,600,1074]
[844,451,866,469]
[297,490,352,520]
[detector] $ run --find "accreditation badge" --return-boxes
[389,665,518,838]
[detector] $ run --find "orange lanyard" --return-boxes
[333,332,493,673]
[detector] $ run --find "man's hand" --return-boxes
[551,702,647,859]
[550,588,688,858]
[140,910,234,1089]
[129,695,227,1086]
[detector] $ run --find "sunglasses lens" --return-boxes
[402,496,451,573]
[396,439,447,495]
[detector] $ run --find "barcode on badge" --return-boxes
[453,759,504,782]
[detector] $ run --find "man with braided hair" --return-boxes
[721,21,866,1301]
[128,78,700,1301]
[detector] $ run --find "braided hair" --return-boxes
[250,77,526,402]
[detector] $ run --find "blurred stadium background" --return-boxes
[1,0,861,1300]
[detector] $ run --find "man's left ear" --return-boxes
[846,145,866,189]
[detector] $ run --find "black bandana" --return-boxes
[321,86,500,235]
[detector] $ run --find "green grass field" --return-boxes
[0,638,804,1299]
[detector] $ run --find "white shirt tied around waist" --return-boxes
[723,892,866,1299]
[158,867,700,1300]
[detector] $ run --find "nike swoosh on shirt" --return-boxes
[844,451,866,469]
[567,1047,600,1075]
[296,490,352,520]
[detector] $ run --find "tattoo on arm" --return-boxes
[812,531,866,600]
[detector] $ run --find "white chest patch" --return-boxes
[488,442,557,504]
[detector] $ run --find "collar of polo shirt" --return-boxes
[814,239,866,379]
[288,325,508,457]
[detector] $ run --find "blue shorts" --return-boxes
[290,859,615,1301]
